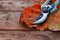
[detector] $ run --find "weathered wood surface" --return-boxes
[0,31,53,40]
[0,0,34,29]
[0,0,60,40]
[0,0,34,12]
[0,12,21,29]
[0,31,59,40]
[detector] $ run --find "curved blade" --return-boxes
[33,12,49,24]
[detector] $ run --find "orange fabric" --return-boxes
[21,4,42,30]
[51,0,56,2]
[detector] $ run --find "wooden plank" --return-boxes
[0,0,34,12]
[0,31,59,40]
[0,31,54,40]
[0,12,21,29]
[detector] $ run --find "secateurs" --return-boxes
[33,0,60,24]
[20,0,60,30]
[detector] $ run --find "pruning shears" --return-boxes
[33,0,60,24]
